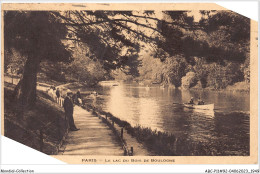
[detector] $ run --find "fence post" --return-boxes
[130,146,134,156]
[174,138,178,155]
[124,148,127,156]
[121,128,123,139]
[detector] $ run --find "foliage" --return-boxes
[206,62,244,89]
[64,43,107,84]
[40,62,66,82]
[138,53,189,88]
[226,81,249,92]
[193,57,208,88]
[162,57,189,87]
[135,10,250,89]
[112,69,134,82]
[4,10,251,107]
[181,72,198,89]
[4,11,72,63]
[138,53,163,82]
[54,11,156,73]
[4,48,26,75]
[200,11,250,42]
[4,11,72,106]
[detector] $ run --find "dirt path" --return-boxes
[59,106,124,155]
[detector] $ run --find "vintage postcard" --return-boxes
[1,3,258,165]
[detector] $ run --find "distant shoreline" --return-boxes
[117,80,250,93]
[66,81,250,94]
[4,73,249,94]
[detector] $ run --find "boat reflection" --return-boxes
[193,109,215,117]
[183,107,215,117]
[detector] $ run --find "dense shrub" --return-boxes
[206,62,244,89]
[181,72,198,89]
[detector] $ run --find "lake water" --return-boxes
[81,82,250,156]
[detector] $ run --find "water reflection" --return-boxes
[82,82,249,155]
[190,109,215,117]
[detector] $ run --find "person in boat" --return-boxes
[189,97,194,104]
[198,97,205,105]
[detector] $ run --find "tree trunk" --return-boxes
[13,56,40,108]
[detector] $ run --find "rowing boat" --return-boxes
[183,103,214,110]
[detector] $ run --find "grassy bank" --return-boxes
[136,80,250,93]
[4,82,68,155]
[225,81,250,92]
[183,81,249,93]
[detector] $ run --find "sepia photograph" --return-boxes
[1,3,258,165]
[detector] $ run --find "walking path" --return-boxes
[59,106,124,155]
[33,81,123,155]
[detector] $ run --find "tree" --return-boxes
[65,43,107,85]
[54,10,206,70]
[53,11,159,70]
[5,9,250,109]
[4,48,26,76]
[193,57,209,88]
[181,72,198,89]
[4,11,71,108]
[162,57,189,87]
[137,52,164,83]
[136,10,250,88]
